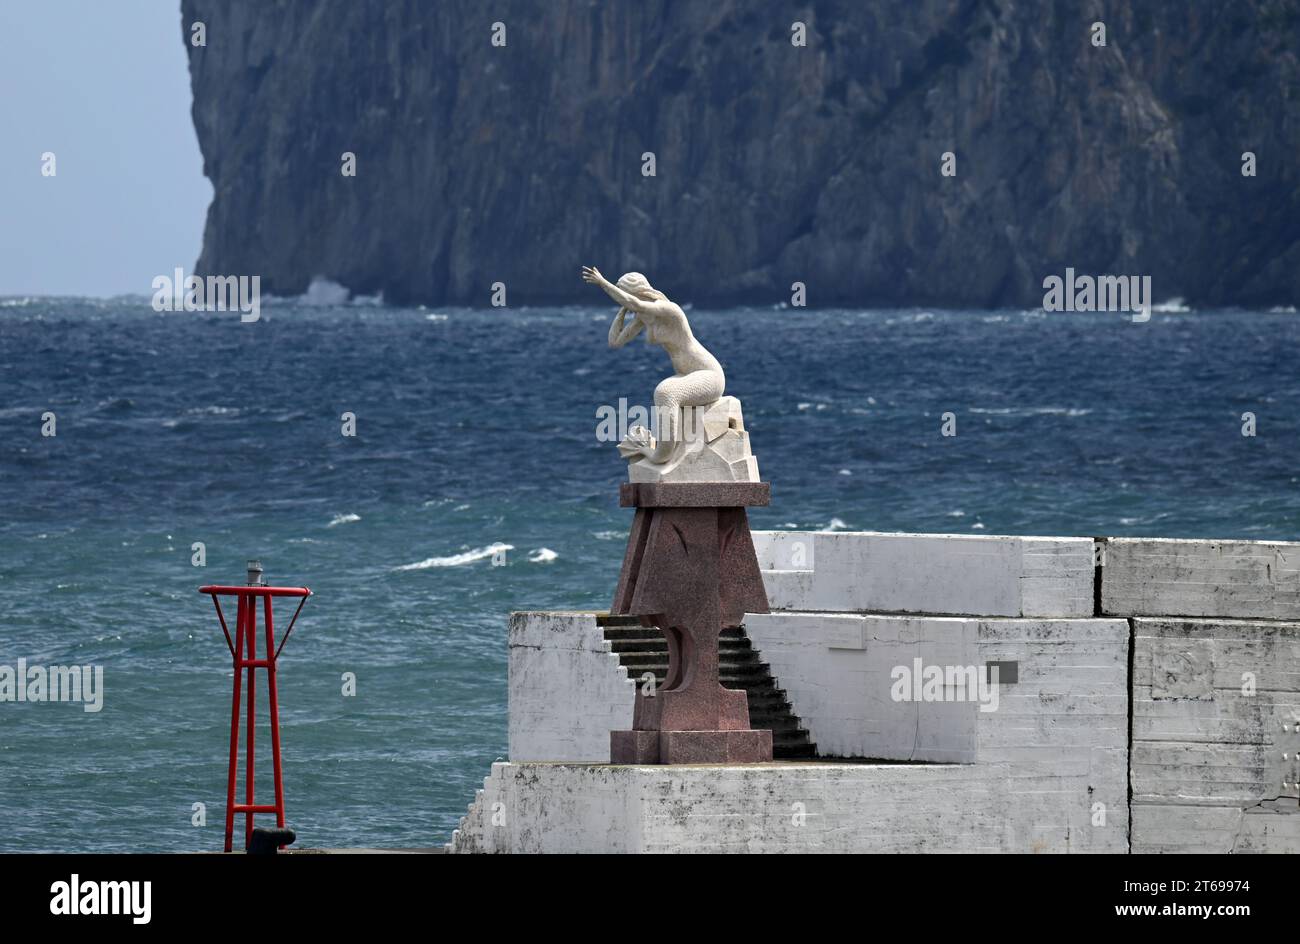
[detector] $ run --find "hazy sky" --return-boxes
[0,1,210,297]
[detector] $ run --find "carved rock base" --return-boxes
[626,396,760,484]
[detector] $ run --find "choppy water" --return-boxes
[1,297,1298,851]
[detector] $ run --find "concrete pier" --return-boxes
[450,530,1300,853]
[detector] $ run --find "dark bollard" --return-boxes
[248,827,297,855]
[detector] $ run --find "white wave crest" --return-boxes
[395,542,514,570]
[300,278,351,306]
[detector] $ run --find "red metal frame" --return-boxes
[200,584,310,852]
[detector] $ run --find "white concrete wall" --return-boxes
[478,532,1300,853]
[753,530,1094,617]
[745,613,1129,763]
[458,609,1129,853]
[1102,538,1300,620]
[1130,617,1300,853]
[447,758,1127,854]
[506,611,634,762]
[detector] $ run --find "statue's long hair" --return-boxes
[615,272,666,338]
[617,272,667,303]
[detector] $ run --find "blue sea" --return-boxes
[1,297,1298,852]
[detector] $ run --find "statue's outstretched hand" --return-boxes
[581,265,605,286]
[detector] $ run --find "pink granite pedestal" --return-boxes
[609,482,773,765]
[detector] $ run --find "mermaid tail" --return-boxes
[644,369,725,463]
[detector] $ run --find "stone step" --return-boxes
[603,622,819,761]
[766,732,812,747]
[608,640,664,654]
[601,623,747,637]
[621,663,769,676]
[608,637,752,653]
[619,662,762,677]
[629,671,784,693]
[743,689,793,706]
[608,647,756,660]
[613,647,759,663]
[596,614,644,627]
[622,669,775,688]
[750,704,799,720]
[773,745,813,758]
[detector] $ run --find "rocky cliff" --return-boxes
[182,0,1299,308]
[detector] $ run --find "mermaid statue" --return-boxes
[582,266,758,483]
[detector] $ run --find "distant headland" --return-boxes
[182,0,1299,309]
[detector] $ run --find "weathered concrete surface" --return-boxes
[1131,617,1300,853]
[446,758,1126,854]
[481,609,1127,852]
[492,532,1300,853]
[506,609,1130,766]
[745,613,1129,763]
[507,612,633,762]
[752,531,1094,618]
[1102,538,1300,620]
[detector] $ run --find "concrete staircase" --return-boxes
[599,615,817,759]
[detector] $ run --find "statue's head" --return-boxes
[617,272,666,302]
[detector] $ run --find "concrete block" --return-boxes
[1130,802,1300,854]
[752,530,1094,617]
[744,613,1129,764]
[446,758,1127,854]
[1102,538,1300,619]
[1131,617,1300,853]
[507,612,634,762]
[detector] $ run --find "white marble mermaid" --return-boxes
[582,266,725,465]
